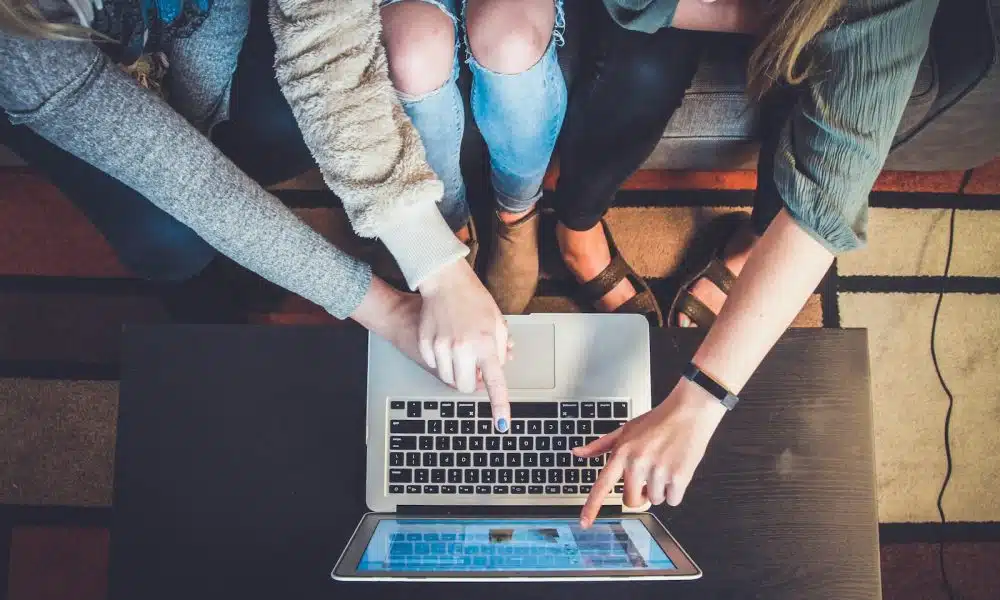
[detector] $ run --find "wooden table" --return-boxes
[110,325,878,599]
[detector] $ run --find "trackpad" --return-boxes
[504,324,555,389]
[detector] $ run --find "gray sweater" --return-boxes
[604,0,940,253]
[1,0,467,319]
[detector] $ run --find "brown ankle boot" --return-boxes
[484,208,540,314]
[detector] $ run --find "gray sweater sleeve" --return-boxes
[0,32,372,319]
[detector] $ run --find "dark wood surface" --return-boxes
[110,325,878,600]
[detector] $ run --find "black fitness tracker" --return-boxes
[682,362,740,410]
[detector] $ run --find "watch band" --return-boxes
[682,363,739,410]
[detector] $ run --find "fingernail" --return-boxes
[496,418,508,433]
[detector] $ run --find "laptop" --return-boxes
[332,313,702,582]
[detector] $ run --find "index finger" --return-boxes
[479,352,510,433]
[580,453,626,527]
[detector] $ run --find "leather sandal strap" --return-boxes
[617,290,659,317]
[676,293,717,329]
[703,258,737,295]
[578,254,630,306]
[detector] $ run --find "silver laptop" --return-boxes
[332,313,702,581]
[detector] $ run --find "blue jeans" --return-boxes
[383,0,567,231]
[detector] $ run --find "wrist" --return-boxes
[417,259,472,297]
[674,376,729,422]
[350,276,407,334]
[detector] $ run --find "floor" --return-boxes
[2,160,1000,598]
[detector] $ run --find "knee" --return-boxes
[381,1,456,96]
[466,0,554,74]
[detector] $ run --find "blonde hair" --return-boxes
[748,0,846,98]
[0,0,95,40]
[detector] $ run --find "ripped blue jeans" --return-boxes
[381,0,567,231]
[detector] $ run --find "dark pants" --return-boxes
[552,6,791,235]
[0,0,314,282]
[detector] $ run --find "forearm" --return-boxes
[692,209,833,393]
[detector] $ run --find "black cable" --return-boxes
[930,169,973,600]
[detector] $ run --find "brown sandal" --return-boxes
[574,219,664,327]
[668,212,749,328]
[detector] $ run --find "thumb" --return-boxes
[573,428,622,457]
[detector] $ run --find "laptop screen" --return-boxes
[356,518,677,572]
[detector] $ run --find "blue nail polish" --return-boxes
[497,418,508,433]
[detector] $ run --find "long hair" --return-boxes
[748,0,846,98]
[0,0,95,40]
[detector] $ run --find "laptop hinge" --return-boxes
[397,505,623,518]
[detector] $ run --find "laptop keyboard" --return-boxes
[386,400,628,496]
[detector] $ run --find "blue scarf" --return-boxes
[89,0,213,64]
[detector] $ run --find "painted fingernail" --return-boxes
[496,418,508,433]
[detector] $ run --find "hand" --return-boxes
[574,377,727,526]
[417,260,512,432]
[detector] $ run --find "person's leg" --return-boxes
[380,0,471,237]
[552,11,701,311]
[464,0,567,312]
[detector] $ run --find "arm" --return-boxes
[267,0,467,290]
[0,32,370,319]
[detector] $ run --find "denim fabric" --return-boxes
[382,0,567,230]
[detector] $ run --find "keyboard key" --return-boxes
[597,402,612,418]
[461,421,475,434]
[503,437,518,451]
[445,420,459,434]
[574,455,588,467]
[390,400,405,410]
[389,469,411,482]
[553,437,568,451]
[390,452,404,466]
[424,485,439,494]
[406,452,421,467]
[390,436,417,450]
[428,420,443,434]
[589,455,605,467]
[581,402,596,418]
[565,469,579,483]
[560,402,579,418]
[406,485,421,494]
[432,469,446,483]
[457,453,471,467]
[499,469,513,483]
[407,402,422,418]
[516,469,530,483]
[614,484,625,494]
[577,421,592,434]
[457,403,476,418]
[487,436,501,451]
[476,420,490,434]
[435,437,450,451]
[594,420,621,435]
[582,469,597,483]
[580,485,592,493]
[586,436,599,445]
[511,485,526,494]
[419,436,434,450]
[476,485,491,494]
[415,469,429,483]
[490,453,505,467]
[474,453,487,467]
[536,437,551,451]
[545,485,560,495]
[440,453,455,467]
[483,469,496,483]
[506,454,521,467]
[557,453,571,467]
[477,402,492,417]
[569,437,585,449]
[560,421,574,434]
[448,469,462,483]
[540,453,554,467]
[527,420,542,434]
[524,453,538,467]
[548,470,563,483]
[424,401,439,410]
[439,402,455,418]
[510,402,558,418]
[493,485,509,494]
[614,402,629,418]
[470,437,484,451]
[464,470,479,483]
[453,437,468,450]
[511,420,526,435]
[422,453,437,467]
[528,485,544,494]
[442,485,457,494]
[531,470,546,484]
[389,484,404,494]
[563,485,578,494]
[544,420,559,434]
[459,485,474,494]
[519,437,533,450]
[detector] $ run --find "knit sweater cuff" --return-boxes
[377,201,468,290]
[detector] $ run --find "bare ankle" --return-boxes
[498,207,534,225]
[455,224,471,243]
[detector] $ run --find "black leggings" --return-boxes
[552,7,792,235]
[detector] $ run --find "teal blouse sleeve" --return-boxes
[771,0,939,253]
